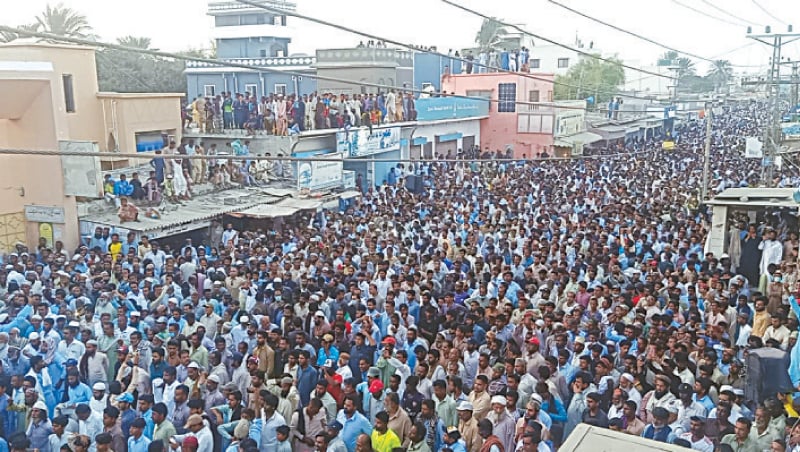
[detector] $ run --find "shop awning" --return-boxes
[554,131,603,147]
[339,190,362,199]
[278,197,322,210]
[412,137,428,146]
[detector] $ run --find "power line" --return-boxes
[545,0,764,68]
[750,0,788,25]
[0,26,602,112]
[670,0,750,27]
[0,147,664,162]
[236,0,662,102]
[698,0,764,27]
[0,25,692,114]
[438,0,674,80]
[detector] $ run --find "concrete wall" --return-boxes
[442,73,555,158]
[0,70,79,251]
[315,67,399,95]
[186,71,316,98]
[413,119,481,158]
[413,52,463,92]
[216,37,290,59]
[0,43,106,150]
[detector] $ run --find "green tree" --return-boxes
[35,3,92,38]
[707,59,733,92]
[96,36,186,93]
[0,24,40,43]
[474,17,507,51]
[676,57,696,79]
[116,35,153,50]
[553,56,625,104]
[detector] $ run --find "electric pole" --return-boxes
[702,103,713,201]
[746,25,800,186]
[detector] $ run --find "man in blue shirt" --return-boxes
[127,418,151,452]
[60,369,92,410]
[296,350,318,407]
[336,394,372,452]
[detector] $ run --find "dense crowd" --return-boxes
[3,100,800,452]
[185,90,418,136]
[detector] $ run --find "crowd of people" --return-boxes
[3,100,800,452]
[184,90,418,137]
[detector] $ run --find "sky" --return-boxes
[4,0,800,75]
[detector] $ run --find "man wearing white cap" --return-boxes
[89,382,108,417]
[618,372,642,408]
[485,395,515,452]
[456,401,481,452]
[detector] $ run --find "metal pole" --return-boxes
[701,103,713,201]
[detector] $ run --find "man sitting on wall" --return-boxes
[118,197,139,223]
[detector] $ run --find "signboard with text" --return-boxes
[415,97,490,121]
[297,153,344,190]
[336,127,401,157]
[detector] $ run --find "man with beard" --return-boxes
[79,340,108,387]
[643,374,676,423]
[59,369,92,413]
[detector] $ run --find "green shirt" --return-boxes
[721,433,760,452]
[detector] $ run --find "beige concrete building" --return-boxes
[0,41,183,252]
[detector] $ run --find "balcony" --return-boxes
[185,55,316,70]
[208,0,296,13]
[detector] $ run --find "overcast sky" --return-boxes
[5,0,800,75]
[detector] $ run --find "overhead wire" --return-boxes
[750,0,788,25]
[545,0,765,68]
[0,26,604,112]
[437,0,675,80]
[670,0,751,27]
[236,0,664,102]
[698,0,764,27]
[0,147,664,162]
[0,25,693,114]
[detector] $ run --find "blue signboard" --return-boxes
[415,97,489,121]
[336,127,401,157]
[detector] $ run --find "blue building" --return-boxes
[185,0,316,98]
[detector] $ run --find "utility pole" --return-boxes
[702,103,713,201]
[746,25,800,186]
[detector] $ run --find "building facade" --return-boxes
[185,0,316,98]
[0,42,183,251]
[442,72,556,158]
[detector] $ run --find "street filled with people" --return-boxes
[3,100,800,452]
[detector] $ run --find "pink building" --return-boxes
[441,72,555,158]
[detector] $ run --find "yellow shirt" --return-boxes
[371,429,401,452]
[109,241,122,261]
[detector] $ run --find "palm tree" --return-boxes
[116,36,152,50]
[474,17,507,51]
[676,57,696,79]
[658,51,679,66]
[35,3,92,38]
[0,23,40,43]
[707,59,733,92]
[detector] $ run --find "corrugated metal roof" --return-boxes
[231,204,299,218]
[79,188,283,232]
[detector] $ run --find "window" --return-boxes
[530,59,541,69]
[259,49,267,57]
[558,58,570,68]
[62,74,75,113]
[529,90,540,103]
[497,83,516,113]
[244,84,258,97]
[203,85,216,97]
[274,84,287,95]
